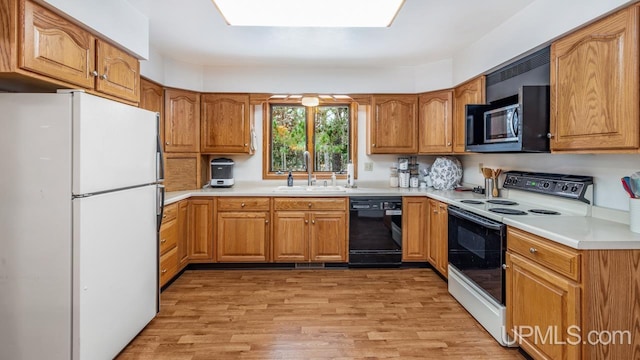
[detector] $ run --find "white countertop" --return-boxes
[165,181,640,250]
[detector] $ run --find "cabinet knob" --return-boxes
[160,239,166,244]
[433,210,438,213]
[305,220,309,224]
[265,219,269,224]
[312,220,315,224]
[100,74,108,80]
[529,247,538,254]
[165,141,170,145]
[547,133,554,139]
[161,269,167,274]
[244,143,248,147]
[502,264,509,269]
[162,214,167,218]
[90,70,98,77]
[241,203,245,207]
[372,143,376,147]
[308,203,312,208]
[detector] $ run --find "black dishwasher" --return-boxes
[348,197,402,267]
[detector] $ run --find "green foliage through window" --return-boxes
[270,104,350,173]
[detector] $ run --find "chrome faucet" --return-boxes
[303,151,315,186]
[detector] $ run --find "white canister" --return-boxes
[410,176,419,188]
[630,198,640,233]
[399,172,410,188]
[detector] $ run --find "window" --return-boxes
[263,100,357,179]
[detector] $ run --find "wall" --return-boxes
[217,107,436,184]
[460,154,639,211]
[42,0,149,59]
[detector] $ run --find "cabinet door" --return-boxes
[273,211,308,262]
[21,0,95,88]
[506,252,581,360]
[418,90,453,153]
[550,6,639,151]
[309,212,347,262]
[201,93,251,153]
[140,78,164,149]
[402,197,428,261]
[369,95,418,154]
[436,203,448,277]
[216,211,269,262]
[453,76,485,153]
[177,200,189,268]
[95,40,140,102]
[188,199,213,262]
[164,89,200,153]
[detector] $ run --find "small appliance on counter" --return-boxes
[210,158,235,187]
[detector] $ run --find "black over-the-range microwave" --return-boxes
[465,46,551,153]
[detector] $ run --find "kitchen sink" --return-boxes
[273,185,347,193]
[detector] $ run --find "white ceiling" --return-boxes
[128,0,536,67]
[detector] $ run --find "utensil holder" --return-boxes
[630,198,640,233]
[485,178,494,199]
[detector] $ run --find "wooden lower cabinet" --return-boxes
[402,197,428,261]
[177,200,189,268]
[506,227,640,359]
[159,202,178,287]
[272,197,348,263]
[188,199,214,262]
[427,199,448,277]
[215,197,270,262]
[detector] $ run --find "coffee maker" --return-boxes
[210,158,234,187]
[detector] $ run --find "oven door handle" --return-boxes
[448,206,504,231]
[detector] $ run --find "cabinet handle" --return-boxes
[160,239,167,244]
[241,203,246,207]
[529,247,538,254]
[161,269,167,274]
[90,70,98,77]
[305,220,309,224]
[547,133,554,139]
[100,74,108,80]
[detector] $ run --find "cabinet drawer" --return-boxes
[160,246,178,286]
[159,218,178,255]
[273,197,347,211]
[162,202,178,223]
[507,227,581,281]
[217,197,270,211]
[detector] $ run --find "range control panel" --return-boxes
[503,171,593,203]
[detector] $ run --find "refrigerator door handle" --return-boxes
[157,185,165,232]
[156,113,164,182]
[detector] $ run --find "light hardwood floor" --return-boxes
[117,269,526,359]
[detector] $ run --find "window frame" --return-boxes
[262,98,358,180]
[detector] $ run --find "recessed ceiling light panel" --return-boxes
[211,0,405,27]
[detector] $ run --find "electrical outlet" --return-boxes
[479,163,484,173]
[364,162,373,171]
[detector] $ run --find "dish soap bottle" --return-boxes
[331,172,337,186]
[287,171,293,187]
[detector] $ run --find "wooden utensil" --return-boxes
[482,167,493,179]
[492,168,502,197]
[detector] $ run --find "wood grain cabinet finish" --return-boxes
[506,227,640,359]
[368,95,418,154]
[140,78,164,148]
[215,197,270,262]
[187,199,214,262]
[272,198,348,263]
[427,199,448,277]
[177,200,189,268]
[550,5,639,152]
[453,76,485,153]
[401,197,428,262]
[418,90,453,154]
[159,202,178,287]
[164,89,200,153]
[18,0,140,102]
[201,93,252,154]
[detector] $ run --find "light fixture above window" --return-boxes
[211,0,405,27]
[301,96,320,107]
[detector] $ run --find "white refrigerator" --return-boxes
[0,91,162,360]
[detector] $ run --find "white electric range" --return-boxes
[447,171,594,347]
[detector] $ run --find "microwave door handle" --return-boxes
[509,110,519,137]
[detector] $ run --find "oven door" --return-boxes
[447,206,506,304]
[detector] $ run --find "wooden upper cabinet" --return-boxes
[95,40,139,102]
[201,93,252,154]
[140,78,164,146]
[453,76,485,153]
[164,89,200,153]
[550,5,639,152]
[21,0,95,88]
[418,90,453,154]
[369,95,418,154]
